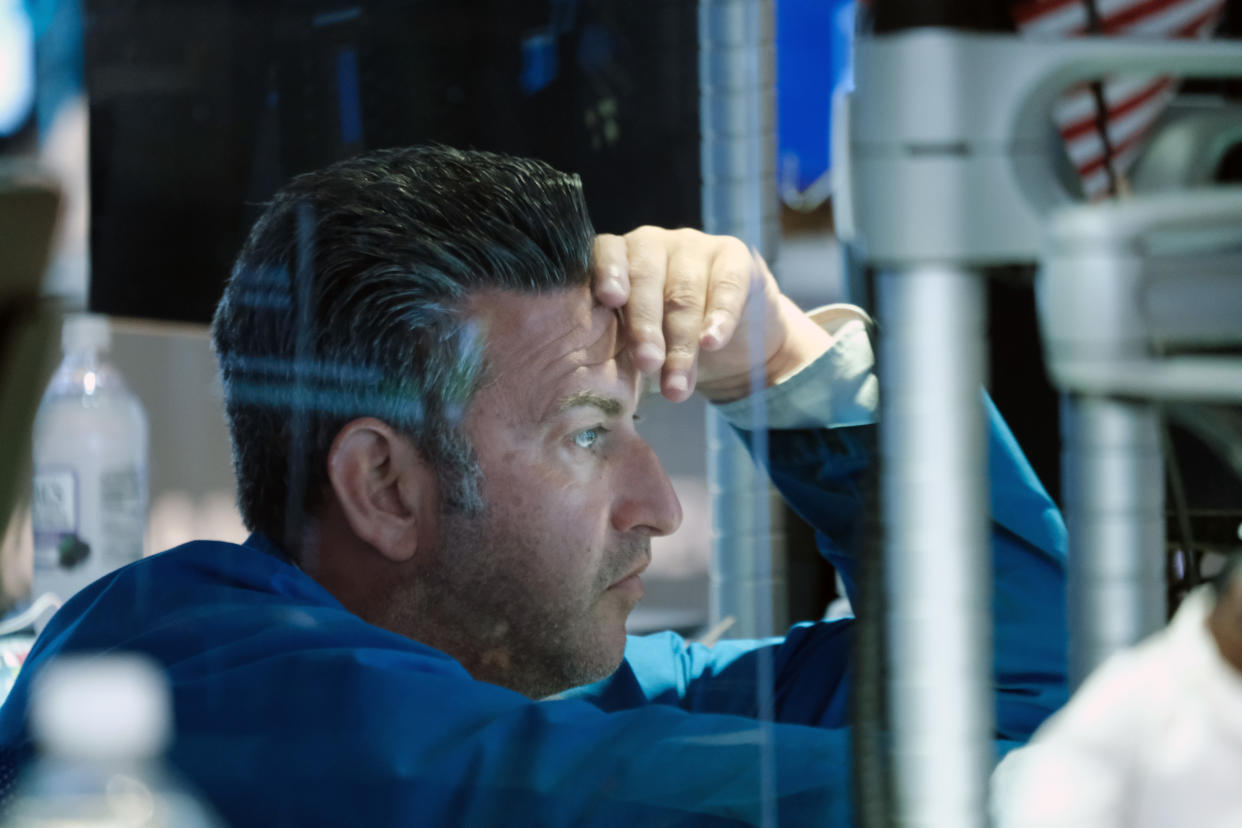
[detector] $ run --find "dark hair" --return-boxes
[211,145,595,548]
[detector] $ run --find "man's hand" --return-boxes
[593,227,833,403]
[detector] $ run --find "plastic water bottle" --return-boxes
[1,654,224,827]
[30,315,148,604]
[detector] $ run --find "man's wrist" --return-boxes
[698,297,834,404]
[713,304,878,431]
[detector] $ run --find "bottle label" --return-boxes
[32,466,89,577]
[100,465,145,562]
[31,463,145,576]
[31,467,79,541]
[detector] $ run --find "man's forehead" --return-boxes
[462,288,642,425]
[466,287,620,367]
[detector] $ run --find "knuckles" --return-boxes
[663,286,706,314]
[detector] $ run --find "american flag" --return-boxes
[1013,0,1228,197]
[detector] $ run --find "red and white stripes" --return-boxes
[1013,0,1226,196]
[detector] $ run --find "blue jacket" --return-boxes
[0,404,1066,826]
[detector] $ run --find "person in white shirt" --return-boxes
[992,553,1242,827]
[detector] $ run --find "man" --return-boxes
[0,146,1067,825]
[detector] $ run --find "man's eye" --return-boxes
[572,427,607,450]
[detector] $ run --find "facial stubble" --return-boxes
[385,502,649,698]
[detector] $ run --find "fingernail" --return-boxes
[602,277,624,298]
[636,343,664,367]
[665,372,688,397]
[702,314,725,346]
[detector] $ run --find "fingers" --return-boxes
[592,234,630,307]
[605,227,772,403]
[661,244,710,401]
[622,229,670,376]
[699,239,753,352]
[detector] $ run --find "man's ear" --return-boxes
[326,418,435,563]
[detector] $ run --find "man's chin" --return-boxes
[576,618,630,687]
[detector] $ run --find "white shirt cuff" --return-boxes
[715,304,879,431]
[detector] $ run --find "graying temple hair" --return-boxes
[211,146,595,549]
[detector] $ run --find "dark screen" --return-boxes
[86,0,700,323]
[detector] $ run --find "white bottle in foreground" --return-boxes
[30,314,148,604]
[2,654,224,827]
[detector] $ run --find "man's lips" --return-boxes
[608,572,644,599]
[609,555,651,592]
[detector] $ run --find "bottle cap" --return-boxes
[61,314,111,355]
[30,653,171,761]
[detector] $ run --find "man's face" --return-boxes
[415,286,683,698]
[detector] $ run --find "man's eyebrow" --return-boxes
[555,390,625,418]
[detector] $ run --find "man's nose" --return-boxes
[611,438,683,537]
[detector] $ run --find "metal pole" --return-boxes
[1061,395,1165,688]
[877,266,991,828]
[699,0,785,639]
